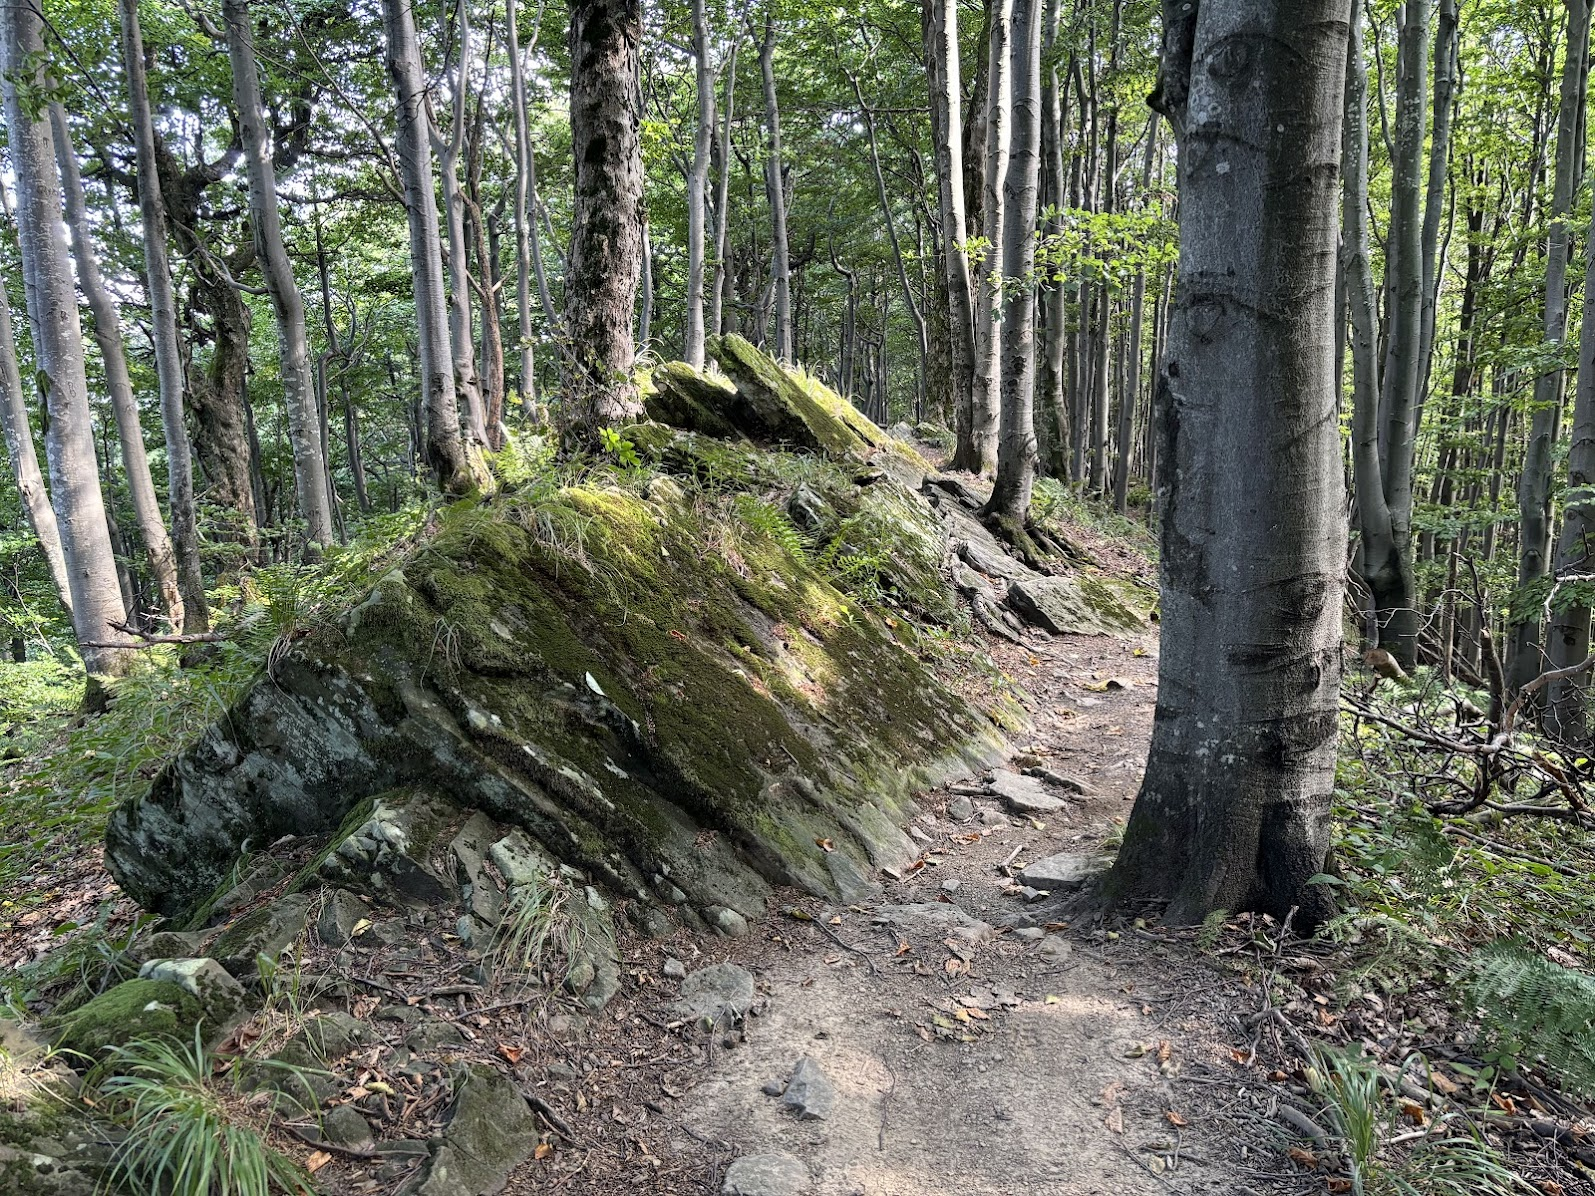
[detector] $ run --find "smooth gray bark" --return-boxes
[118,0,213,614]
[758,12,791,359]
[0,264,71,615]
[382,0,479,490]
[962,0,1010,475]
[926,0,977,436]
[709,30,742,338]
[223,0,336,548]
[51,105,185,630]
[506,0,540,410]
[983,0,1042,523]
[685,0,715,367]
[435,0,493,451]
[1108,0,1349,928]
[1,7,131,677]
[1513,0,1592,690]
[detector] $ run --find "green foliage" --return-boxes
[97,1029,312,1196]
[732,494,809,563]
[1310,1046,1524,1196]
[489,871,588,991]
[1465,942,1595,1096]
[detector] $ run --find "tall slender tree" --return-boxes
[983,0,1042,527]
[758,10,792,359]
[684,0,715,367]
[223,0,336,548]
[564,0,646,441]
[383,0,480,489]
[1107,0,1350,927]
[926,0,977,442]
[51,106,185,630]
[1,3,131,677]
[118,0,215,607]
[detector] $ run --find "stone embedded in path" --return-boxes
[400,1064,536,1196]
[1037,935,1073,963]
[722,1152,812,1196]
[672,962,757,1026]
[317,888,367,945]
[987,770,1069,815]
[946,795,975,822]
[1017,852,1114,893]
[1004,574,1145,637]
[781,1056,835,1121]
[663,957,688,980]
[874,903,993,946]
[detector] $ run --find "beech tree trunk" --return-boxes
[959,0,1010,475]
[51,106,185,631]
[1107,0,1349,929]
[926,0,977,435]
[223,0,336,549]
[383,0,479,490]
[118,0,215,608]
[1513,0,1592,690]
[685,0,715,367]
[710,32,742,338]
[0,259,71,615]
[506,0,538,410]
[1547,10,1595,737]
[436,0,493,452]
[758,12,792,359]
[1,5,131,677]
[983,0,1042,523]
[564,0,646,442]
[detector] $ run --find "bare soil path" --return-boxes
[507,624,1302,1196]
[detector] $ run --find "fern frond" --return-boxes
[1467,941,1595,1095]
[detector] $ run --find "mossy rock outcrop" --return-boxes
[106,469,1008,929]
[43,978,225,1062]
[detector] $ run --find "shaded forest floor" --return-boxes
[4,471,1595,1195]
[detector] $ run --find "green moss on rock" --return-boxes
[45,980,205,1062]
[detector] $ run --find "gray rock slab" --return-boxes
[722,1152,812,1196]
[672,962,756,1026]
[873,903,993,945]
[781,1057,834,1121]
[317,889,368,946]
[986,770,1069,815]
[401,1064,537,1196]
[1005,575,1143,637]
[1017,852,1114,892]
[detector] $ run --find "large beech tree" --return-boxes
[1107,0,1350,927]
[563,0,646,442]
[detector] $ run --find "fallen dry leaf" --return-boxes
[1165,1110,1188,1127]
[498,1043,525,1064]
[1287,1147,1319,1170]
[1104,1106,1124,1134]
[535,1142,553,1160]
[815,838,835,852]
[306,1151,333,1174]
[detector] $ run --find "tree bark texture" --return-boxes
[1,5,131,676]
[1109,0,1350,928]
[118,0,214,611]
[223,0,336,548]
[564,0,646,442]
[383,0,480,490]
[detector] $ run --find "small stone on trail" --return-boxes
[722,1152,812,1196]
[980,807,1009,827]
[762,1079,786,1097]
[874,903,993,945]
[1017,852,1114,892]
[663,957,688,980]
[672,962,757,1026]
[940,878,962,894]
[947,795,975,821]
[1037,935,1073,963]
[1012,927,1045,943]
[320,1104,375,1152]
[707,906,751,937]
[987,769,1069,815]
[780,1056,835,1121]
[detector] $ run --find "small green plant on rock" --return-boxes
[489,871,587,991]
[97,1029,312,1196]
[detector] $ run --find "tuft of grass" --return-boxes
[97,1029,313,1196]
[489,871,587,992]
[1310,1046,1525,1196]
